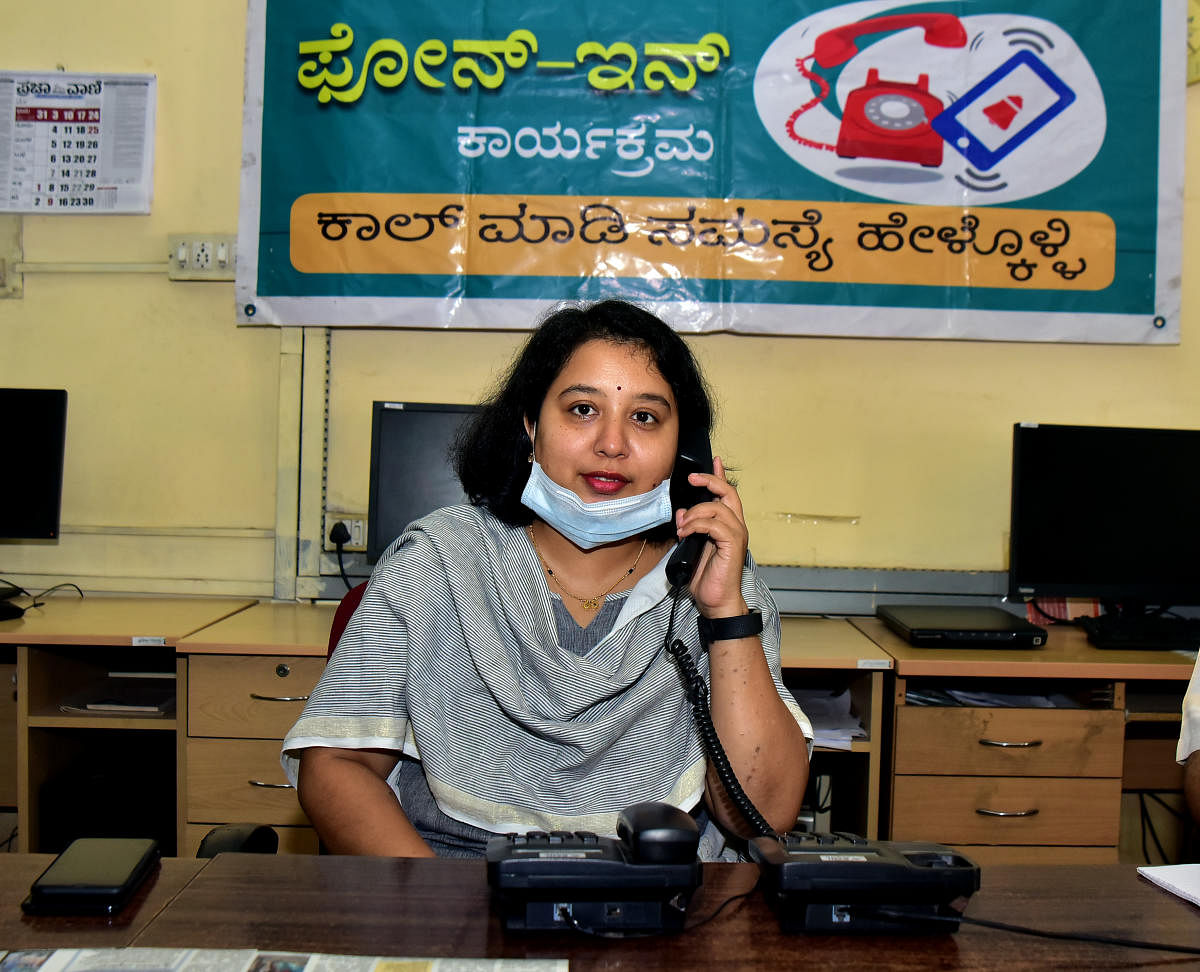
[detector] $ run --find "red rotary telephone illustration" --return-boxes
[789,13,967,167]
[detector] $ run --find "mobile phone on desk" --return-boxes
[22,836,160,916]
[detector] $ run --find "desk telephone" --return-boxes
[748,832,980,933]
[488,812,981,936]
[489,429,980,934]
[487,802,703,932]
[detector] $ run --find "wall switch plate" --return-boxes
[325,515,367,552]
[167,233,236,280]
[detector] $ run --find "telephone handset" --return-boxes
[665,427,715,588]
[813,13,967,69]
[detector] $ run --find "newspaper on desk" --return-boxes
[0,950,566,972]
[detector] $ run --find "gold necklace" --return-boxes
[526,524,648,610]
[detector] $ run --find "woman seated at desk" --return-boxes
[281,299,811,859]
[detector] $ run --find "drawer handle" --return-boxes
[975,807,1039,818]
[249,693,310,702]
[248,779,296,789]
[978,737,1043,748]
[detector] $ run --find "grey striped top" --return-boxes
[281,505,810,843]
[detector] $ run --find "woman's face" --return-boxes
[526,338,679,504]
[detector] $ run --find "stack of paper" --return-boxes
[58,673,176,716]
[789,688,867,751]
[1138,864,1200,906]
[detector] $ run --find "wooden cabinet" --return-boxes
[182,654,323,855]
[0,653,15,807]
[779,617,891,839]
[20,643,181,854]
[177,603,335,856]
[0,597,255,853]
[890,703,1125,856]
[854,617,1193,866]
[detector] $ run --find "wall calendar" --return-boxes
[0,71,156,213]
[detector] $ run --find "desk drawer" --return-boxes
[894,707,1124,777]
[891,775,1121,846]
[188,655,323,738]
[186,737,308,826]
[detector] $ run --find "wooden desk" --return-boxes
[0,853,206,950]
[176,601,337,855]
[123,854,1199,969]
[0,597,255,853]
[857,617,1196,681]
[5,594,1189,867]
[854,618,1195,864]
[177,609,886,850]
[177,601,337,658]
[0,597,255,649]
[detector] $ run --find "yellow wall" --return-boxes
[1,2,1197,597]
[0,1,281,595]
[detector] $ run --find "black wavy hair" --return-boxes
[452,299,714,542]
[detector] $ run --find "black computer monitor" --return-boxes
[0,388,68,540]
[1007,422,1200,612]
[366,401,480,562]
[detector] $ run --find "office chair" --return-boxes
[328,581,368,658]
[196,823,280,857]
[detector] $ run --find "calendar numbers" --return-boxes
[12,106,106,208]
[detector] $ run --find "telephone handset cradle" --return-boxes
[486,802,702,932]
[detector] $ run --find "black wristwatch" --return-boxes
[697,609,763,644]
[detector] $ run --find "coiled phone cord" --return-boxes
[664,588,777,841]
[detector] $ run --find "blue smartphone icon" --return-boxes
[931,50,1076,171]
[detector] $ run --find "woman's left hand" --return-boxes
[674,455,750,617]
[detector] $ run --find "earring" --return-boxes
[528,452,534,463]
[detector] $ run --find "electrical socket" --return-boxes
[167,233,236,280]
[193,240,212,270]
[326,515,367,552]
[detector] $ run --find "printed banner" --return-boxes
[237,0,1185,342]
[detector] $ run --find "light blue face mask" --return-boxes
[520,459,674,550]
